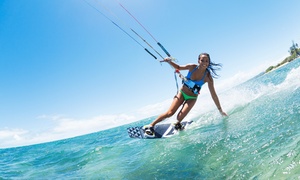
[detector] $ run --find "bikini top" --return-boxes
[183,66,207,94]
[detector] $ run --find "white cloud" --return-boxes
[51,114,135,134]
[0,113,139,149]
[0,128,29,148]
[0,128,28,140]
[216,64,266,92]
[136,99,172,117]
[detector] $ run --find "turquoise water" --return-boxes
[1,58,300,179]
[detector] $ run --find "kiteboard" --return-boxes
[127,121,193,139]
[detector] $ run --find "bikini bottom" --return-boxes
[180,90,197,101]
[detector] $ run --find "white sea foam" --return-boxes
[276,65,300,91]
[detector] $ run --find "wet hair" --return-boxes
[198,53,222,78]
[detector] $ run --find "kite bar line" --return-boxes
[116,0,171,57]
[94,0,165,59]
[83,0,158,59]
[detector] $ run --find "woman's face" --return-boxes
[198,54,210,69]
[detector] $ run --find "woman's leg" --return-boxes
[176,99,197,122]
[150,92,185,127]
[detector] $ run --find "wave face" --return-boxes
[1,58,300,179]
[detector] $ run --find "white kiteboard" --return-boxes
[127,121,193,139]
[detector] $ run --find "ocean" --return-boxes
[1,58,300,179]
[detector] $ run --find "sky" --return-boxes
[0,0,300,148]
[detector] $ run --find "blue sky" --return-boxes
[1,0,300,148]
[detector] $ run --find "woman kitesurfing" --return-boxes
[143,53,228,137]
